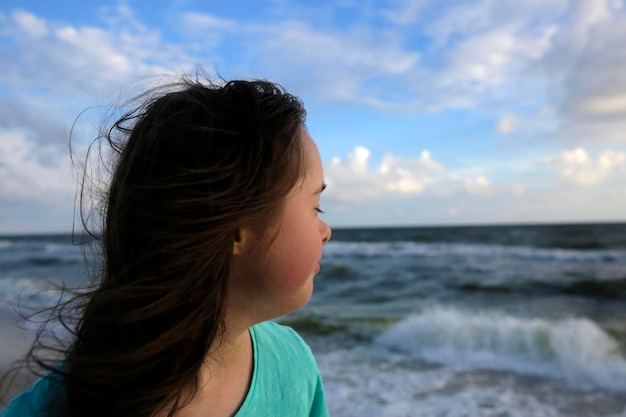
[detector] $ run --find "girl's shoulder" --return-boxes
[237,322,327,417]
[1,373,67,417]
[250,321,315,361]
[251,320,306,340]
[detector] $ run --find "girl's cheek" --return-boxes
[280,259,312,290]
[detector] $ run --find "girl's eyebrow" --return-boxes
[313,183,327,195]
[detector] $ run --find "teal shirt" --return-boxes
[1,321,330,417]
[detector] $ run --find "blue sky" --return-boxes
[1,0,626,233]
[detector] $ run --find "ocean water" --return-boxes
[1,224,626,416]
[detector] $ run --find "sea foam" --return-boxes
[374,306,626,391]
[323,241,625,265]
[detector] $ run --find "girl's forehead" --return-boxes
[303,134,323,174]
[288,133,322,194]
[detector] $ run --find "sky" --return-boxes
[1,0,626,234]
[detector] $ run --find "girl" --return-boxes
[1,76,332,417]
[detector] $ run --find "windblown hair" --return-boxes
[14,76,307,417]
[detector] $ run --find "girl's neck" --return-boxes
[172,327,254,417]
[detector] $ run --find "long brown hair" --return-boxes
[16,76,307,417]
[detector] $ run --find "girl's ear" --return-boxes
[233,227,246,256]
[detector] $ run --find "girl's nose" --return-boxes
[321,220,331,244]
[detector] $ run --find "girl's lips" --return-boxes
[315,264,320,273]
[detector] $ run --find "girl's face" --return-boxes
[228,130,332,324]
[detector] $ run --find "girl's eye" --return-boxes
[315,207,325,215]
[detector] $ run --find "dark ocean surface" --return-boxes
[1,223,625,416]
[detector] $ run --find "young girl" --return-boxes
[1,76,332,417]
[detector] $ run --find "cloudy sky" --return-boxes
[1,0,626,233]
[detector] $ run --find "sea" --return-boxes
[1,223,625,417]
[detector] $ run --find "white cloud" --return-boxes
[311,1,560,115]
[236,21,420,108]
[54,25,133,75]
[176,12,237,52]
[6,1,626,143]
[0,130,72,203]
[542,147,626,186]
[8,1,622,145]
[383,0,431,25]
[534,0,626,141]
[424,0,568,48]
[464,175,493,195]
[325,146,445,203]
[571,0,611,25]
[1,9,186,99]
[0,8,187,232]
[574,95,626,115]
[180,12,235,31]
[322,143,626,225]
[496,116,518,134]
[347,146,371,176]
[378,0,626,144]
[2,3,626,229]
[278,24,415,76]
[11,9,48,38]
